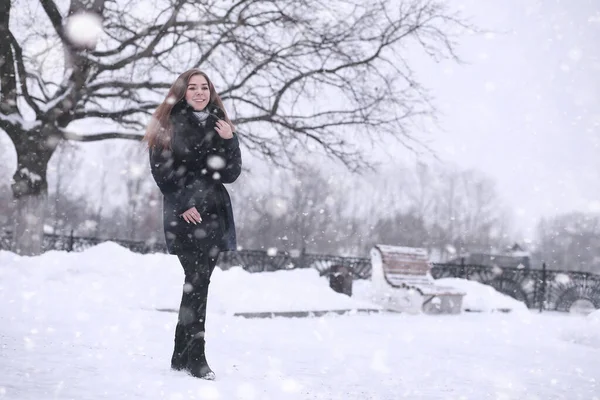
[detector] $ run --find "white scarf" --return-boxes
[192,110,210,126]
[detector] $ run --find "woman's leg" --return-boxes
[171,251,196,370]
[174,248,219,378]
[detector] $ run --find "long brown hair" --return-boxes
[143,69,233,149]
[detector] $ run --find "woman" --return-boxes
[144,69,242,380]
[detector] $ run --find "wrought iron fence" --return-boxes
[2,230,599,313]
[430,261,600,312]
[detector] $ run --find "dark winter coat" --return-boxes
[149,101,242,255]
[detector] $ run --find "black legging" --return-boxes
[173,249,219,361]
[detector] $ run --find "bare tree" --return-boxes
[426,167,510,259]
[370,210,429,249]
[210,157,513,258]
[122,143,150,240]
[407,162,435,221]
[0,178,14,233]
[231,165,364,254]
[1,0,470,254]
[534,212,600,273]
[280,167,338,253]
[92,165,110,237]
[47,140,82,234]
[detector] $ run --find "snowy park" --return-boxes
[1,242,599,400]
[2,0,600,399]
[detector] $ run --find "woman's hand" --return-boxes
[180,207,202,224]
[215,120,234,139]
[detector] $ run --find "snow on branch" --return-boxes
[61,129,143,142]
[39,84,76,114]
[0,111,42,132]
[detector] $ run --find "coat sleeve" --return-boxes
[149,147,183,194]
[206,106,241,184]
[216,133,242,184]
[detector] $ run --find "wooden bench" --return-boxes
[370,244,465,314]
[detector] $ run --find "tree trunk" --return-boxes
[10,136,55,256]
[12,191,47,255]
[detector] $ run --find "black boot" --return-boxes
[170,323,188,370]
[185,334,215,380]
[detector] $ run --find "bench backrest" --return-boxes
[375,244,431,276]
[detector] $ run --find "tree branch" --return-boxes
[0,112,15,134]
[87,81,172,91]
[0,0,17,115]
[61,129,143,142]
[39,0,67,43]
[92,20,212,57]
[7,30,42,115]
[26,70,53,100]
[95,0,188,72]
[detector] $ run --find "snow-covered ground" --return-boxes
[1,242,599,400]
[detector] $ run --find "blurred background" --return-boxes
[1,0,598,272]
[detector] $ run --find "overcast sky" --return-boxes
[393,0,600,238]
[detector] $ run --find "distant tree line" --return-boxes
[1,140,598,273]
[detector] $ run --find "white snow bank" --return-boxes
[435,278,529,313]
[0,242,378,316]
[353,277,529,314]
[210,266,380,314]
[0,242,177,320]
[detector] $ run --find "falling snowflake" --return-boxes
[265,197,288,218]
[568,48,583,62]
[128,163,145,179]
[555,273,570,285]
[207,155,226,170]
[83,220,97,231]
[522,279,534,292]
[64,12,104,48]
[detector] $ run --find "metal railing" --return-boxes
[429,261,600,312]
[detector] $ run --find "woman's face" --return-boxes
[185,74,211,111]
